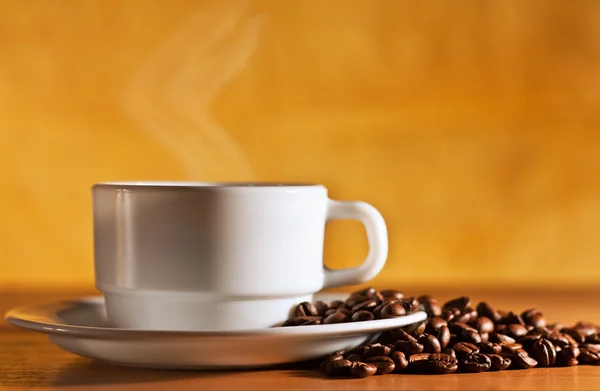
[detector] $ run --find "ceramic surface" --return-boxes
[5,294,427,369]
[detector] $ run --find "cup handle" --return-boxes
[323,199,388,289]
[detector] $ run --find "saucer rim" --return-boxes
[5,294,427,339]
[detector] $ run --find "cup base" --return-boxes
[103,291,314,331]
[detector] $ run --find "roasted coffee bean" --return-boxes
[405,321,427,337]
[380,290,404,300]
[474,316,495,334]
[427,317,448,333]
[476,302,501,323]
[452,342,480,357]
[479,332,489,344]
[352,310,375,322]
[372,300,395,318]
[586,334,600,344]
[443,296,471,312]
[345,296,369,309]
[380,302,407,319]
[292,316,322,326]
[363,344,392,358]
[563,333,579,346]
[329,300,344,309]
[495,324,507,333]
[337,308,353,317]
[428,353,458,374]
[580,343,600,352]
[462,328,483,344]
[418,295,442,317]
[528,326,550,337]
[519,335,542,352]
[562,328,586,344]
[408,353,431,372]
[547,331,570,349]
[395,340,424,356]
[402,297,420,314]
[512,348,538,369]
[529,314,547,328]
[489,332,516,344]
[323,312,349,324]
[419,333,442,354]
[437,325,451,349]
[346,353,363,362]
[442,348,457,359]
[323,309,338,318]
[448,322,474,335]
[574,321,598,336]
[455,307,478,324]
[351,299,378,313]
[440,308,458,322]
[351,287,377,298]
[479,342,502,355]
[500,342,523,355]
[390,351,409,373]
[532,338,556,367]
[320,354,343,373]
[293,302,319,317]
[364,356,395,374]
[313,301,329,316]
[487,353,508,371]
[326,358,353,376]
[578,348,600,365]
[507,324,528,339]
[558,345,580,366]
[521,309,543,325]
[502,312,525,326]
[392,329,418,343]
[350,362,378,378]
[460,352,491,373]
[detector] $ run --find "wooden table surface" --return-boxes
[2,288,600,391]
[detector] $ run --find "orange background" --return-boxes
[1,0,600,290]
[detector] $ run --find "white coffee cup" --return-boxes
[92,182,388,331]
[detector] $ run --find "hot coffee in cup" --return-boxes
[92,182,388,331]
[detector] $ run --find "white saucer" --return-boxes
[5,293,427,370]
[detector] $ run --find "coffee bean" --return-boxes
[462,329,483,344]
[507,324,529,338]
[419,333,442,354]
[479,342,502,355]
[521,309,543,325]
[562,328,586,344]
[364,356,395,374]
[293,316,322,326]
[441,308,459,322]
[500,342,523,355]
[346,353,363,362]
[586,334,600,344]
[390,351,409,373]
[320,354,343,373]
[329,300,344,309]
[326,358,353,376]
[513,348,538,369]
[532,338,557,367]
[351,299,378,313]
[495,324,507,333]
[323,312,349,324]
[578,348,600,365]
[487,353,508,371]
[363,344,392,358]
[476,302,501,323]
[395,340,424,356]
[427,317,448,333]
[502,312,525,326]
[528,327,550,337]
[345,296,369,309]
[460,352,491,373]
[455,307,478,324]
[547,331,570,349]
[437,325,451,349]
[529,314,547,329]
[352,310,375,322]
[448,322,474,335]
[452,342,480,357]
[418,295,442,317]
[311,300,328,316]
[380,302,406,319]
[408,353,431,372]
[293,302,319,317]
[443,296,471,312]
[558,345,580,366]
[350,362,378,378]
[392,329,418,343]
[519,334,542,352]
[474,316,495,334]
[428,353,458,374]
[380,290,404,300]
[563,333,579,346]
[442,348,457,359]
[323,309,338,318]
[372,300,395,318]
[351,287,377,298]
[580,343,600,352]
[489,333,516,344]
[405,321,427,337]
[574,321,598,336]
[402,297,420,314]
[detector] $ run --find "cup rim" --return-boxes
[93,181,324,190]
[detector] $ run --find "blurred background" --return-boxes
[1,0,600,292]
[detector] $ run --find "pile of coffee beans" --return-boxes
[285,288,600,378]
